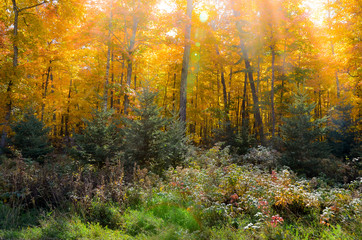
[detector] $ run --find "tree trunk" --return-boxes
[270,45,276,138]
[124,13,139,115]
[172,73,176,112]
[134,66,137,89]
[1,0,18,149]
[110,52,114,109]
[179,0,193,125]
[228,67,232,104]
[65,79,72,139]
[163,71,170,112]
[328,0,340,98]
[241,71,248,130]
[41,64,52,122]
[104,1,113,111]
[118,59,125,113]
[216,69,220,108]
[215,47,228,116]
[233,8,265,144]
[257,55,261,94]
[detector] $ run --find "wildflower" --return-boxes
[270,215,284,227]
[271,170,277,181]
[230,193,239,203]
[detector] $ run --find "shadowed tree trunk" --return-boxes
[1,0,48,149]
[270,45,276,138]
[104,1,113,111]
[179,0,193,126]
[232,7,265,144]
[124,9,139,115]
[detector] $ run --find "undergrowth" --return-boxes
[0,146,360,239]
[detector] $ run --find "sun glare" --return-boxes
[200,11,209,23]
[303,0,328,25]
[157,0,176,13]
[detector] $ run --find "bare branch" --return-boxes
[19,1,48,13]
[347,69,358,78]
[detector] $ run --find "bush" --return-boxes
[0,155,125,209]
[87,200,122,229]
[243,145,280,169]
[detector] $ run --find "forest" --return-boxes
[0,0,361,239]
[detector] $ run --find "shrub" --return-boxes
[243,145,280,169]
[87,200,122,229]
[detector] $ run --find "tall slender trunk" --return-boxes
[228,67,232,108]
[327,0,340,98]
[172,73,176,112]
[241,71,248,130]
[104,1,113,111]
[233,8,265,144]
[257,55,261,94]
[64,79,72,143]
[133,65,137,89]
[194,72,199,132]
[110,52,114,109]
[215,69,219,108]
[118,59,125,113]
[236,88,240,130]
[279,37,287,135]
[179,0,193,125]
[270,45,276,138]
[1,0,18,149]
[124,13,139,115]
[215,47,228,117]
[41,64,52,122]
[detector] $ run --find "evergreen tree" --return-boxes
[212,123,254,156]
[327,103,359,159]
[122,88,187,174]
[72,110,123,168]
[12,110,53,163]
[280,91,330,177]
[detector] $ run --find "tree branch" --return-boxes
[19,1,48,13]
[347,69,358,78]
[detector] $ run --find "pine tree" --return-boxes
[72,110,123,168]
[327,103,359,159]
[280,91,330,177]
[212,123,254,156]
[11,110,53,163]
[122,88,187,174]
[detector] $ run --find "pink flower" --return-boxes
[270,215,284,227]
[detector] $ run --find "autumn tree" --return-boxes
[1,0,52,149]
